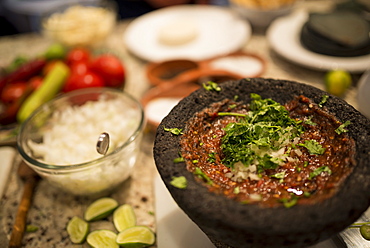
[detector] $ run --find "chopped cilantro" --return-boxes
[280,195,299,208]
[173,157,185,163]
[221,93,304,173]
[298,140,325,155]
[207,152,216,163]
[170,176,187,189]
[203,81,221,91]
[309,166,332,179]
[304,116,317,126]
[164,127,183,135]
[319,95,329,107]
[229,104,237,109]
[194,167,213,185]
[335,121,351,135]
[270,171,285,183]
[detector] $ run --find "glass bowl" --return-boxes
[17,87,145,197]
[41,0,117,48]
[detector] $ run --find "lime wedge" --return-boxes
[113,204,137,232]
[116,226,155,248]
[87,230,119,248]
[66,216,89,244]
[84,197,119,222]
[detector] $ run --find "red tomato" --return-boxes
[66,48,91,65]
[63,71,104,92]
[90,54,125,88]
[70,61,89,75]
[1,81,28,104]
[28,76,43,90]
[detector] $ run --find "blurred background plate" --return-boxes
[267,10,370,73]
[123,5,251,62]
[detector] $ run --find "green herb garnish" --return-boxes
[170,176,187,189]
[270,171,285,183]
[309,166,332,179]
[234,186,240,194]
[335,121,351,134]
[203,81,221,91]
[221,93,304,173]
[280,195,299,208]
[298,140,325,155]
[304,116,317,126]
[207,152,216,163]
[319,95,329,107]
[194,167,213,185]
[173,157,185,163]
[164,127,183,135]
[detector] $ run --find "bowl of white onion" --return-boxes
[17,87,145,196]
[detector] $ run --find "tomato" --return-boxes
[1,81,28,104]
[63,71,104,92]
[66,48,91,65]
[90,54,125,88]
[70,61,89,75]
[28,76,43,90]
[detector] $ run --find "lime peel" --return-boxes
[67,216,90,244]
[87,229,119,248]
[116,226,155,248]
[84,197,119,222]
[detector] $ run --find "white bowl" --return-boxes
[230,0,301,29]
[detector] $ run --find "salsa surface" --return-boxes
[180,95,356,207]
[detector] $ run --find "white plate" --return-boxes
[266,10,370,73]
[124,5,251,62]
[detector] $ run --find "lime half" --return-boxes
[116,226,155,248]
[66,216,89,244]
[113,204,137,232]
[84,197,119,222]
[87,230,119,248]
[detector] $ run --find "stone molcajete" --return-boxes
[153,78,370,248]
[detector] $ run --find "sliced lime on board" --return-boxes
[84,197,119,221]
[66,216,89,244]
[113,204,137,232]
[116,226,155,248]
[87,229,119,248]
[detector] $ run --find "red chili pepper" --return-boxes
[0,85,34,125]
[0,58,46,95]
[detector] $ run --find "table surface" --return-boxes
[0,1,366,247]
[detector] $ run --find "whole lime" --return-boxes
[324,70,352,97]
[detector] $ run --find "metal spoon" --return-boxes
[96,132,110,155]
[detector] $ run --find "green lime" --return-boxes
[113,204,137,232]
[84,197,119,222]
[44,43,66,60]
[324,70,352,97]
[360,224,370,240]
[87,230,119,248]
[66,216,89,244]
[116,226,155,248]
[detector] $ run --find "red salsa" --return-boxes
[180,95,356,207]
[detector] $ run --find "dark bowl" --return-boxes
[153,78,370,248]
